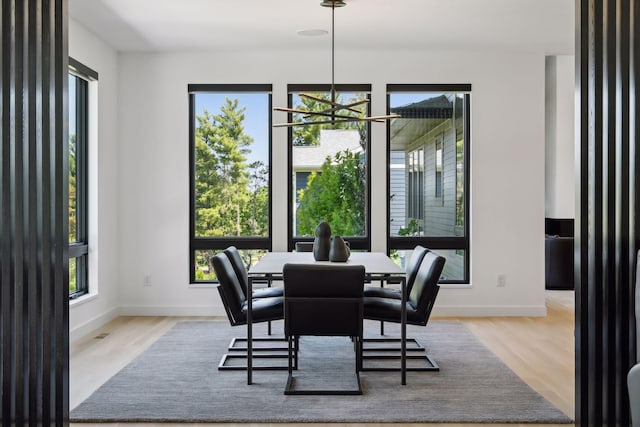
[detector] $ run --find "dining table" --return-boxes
[246,251,408,385]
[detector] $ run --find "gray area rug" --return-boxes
[71,320,573,423]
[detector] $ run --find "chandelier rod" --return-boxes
[330,1,336,123]
[272,0,401,127]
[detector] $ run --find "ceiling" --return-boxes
[69,0,574,54]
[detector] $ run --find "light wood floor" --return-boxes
[70,290,575,427]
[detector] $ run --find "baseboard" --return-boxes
[432,305,547,317]
[69,307,120,343]
[118,305,220,317]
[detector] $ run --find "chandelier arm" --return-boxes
[274,113,400,128]
[303,111,365,120]
[299,93,368,113]
[310,105,364,115]
[276,106,364,117]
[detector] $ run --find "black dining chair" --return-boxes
[283,263,365,395]
[363,245,428,347]
[363,245,428,299]
[224,246,283,298]
[211,252,289,371]
[362,251,445,371]
[224,246,283,337]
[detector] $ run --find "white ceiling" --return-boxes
[69,0,574,54]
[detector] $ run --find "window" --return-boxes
[387,85,470,283]
[188,84,271,282]
[68,58,97,298]
[287,84,371,251]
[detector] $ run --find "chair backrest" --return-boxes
[295,242,314,252]
[405,245,429,293]
[283,263,365,337]
[408,251,446,324]
[211,252,247,325]
[224,246,249,297]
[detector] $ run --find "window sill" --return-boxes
[69,292,98,307]
[189,283,217,288]
[439,283,472,289]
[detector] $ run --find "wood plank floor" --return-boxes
[70,290,575,427]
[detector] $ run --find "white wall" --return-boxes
[545,55,575,219]
[69,19,121,340]
[114,48,547,318]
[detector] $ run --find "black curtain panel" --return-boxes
[576,0,639,425]
[1,0,69,425]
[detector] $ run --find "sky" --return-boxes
[194,93,269,165]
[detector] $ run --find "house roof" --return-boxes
[293,129,362,170]
[391,95,453,119]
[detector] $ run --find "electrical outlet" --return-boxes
[497,274,506,287]
[144,274,152,287]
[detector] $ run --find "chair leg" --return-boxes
[362,334,438,372]
[361,353,439,371]
[226,336,288,352]
[288,336,293,374]
[356,336,363,372]
[218,352,292,371]
[218,336,293,371]
[363,336,426,352]
[283,335,363,396]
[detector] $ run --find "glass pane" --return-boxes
[389,248,464,283]
[389,248,418,270]
[389,92,466,237]
[193,93,269,238]
[194,249,268,282]
[432,249,466,282]
[69,257,77,293]
[291,91,368,237]
[455,94,465,233]
[68,75,77,243]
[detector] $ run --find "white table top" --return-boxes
[248,251,404,276]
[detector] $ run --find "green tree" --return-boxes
[296,150,365,236]
[244,160,269,236]
[69,134,77,292]
[292,92,368,147]
[68,134,77,242]
[195,98,254,237]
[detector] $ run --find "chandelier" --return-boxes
[273,0,400,127]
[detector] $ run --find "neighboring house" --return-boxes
[389,94,465,280]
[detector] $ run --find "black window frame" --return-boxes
[188,84,273,283]
[387,84,471,284]
[286,83,372,252]
[68,57,97,299]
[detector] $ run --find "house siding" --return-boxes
[390,151,406,235]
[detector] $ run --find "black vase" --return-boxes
[313,222,331,261]
[329,235,350,262]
